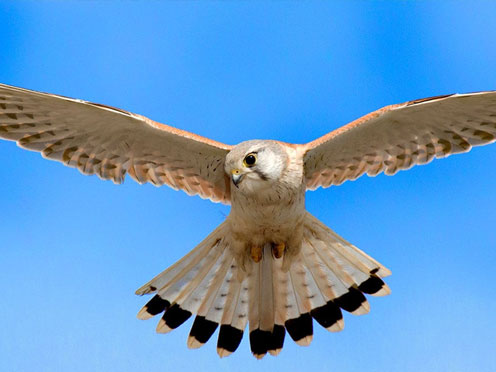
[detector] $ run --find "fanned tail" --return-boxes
[136,221,249,356]
[136,213,391,359]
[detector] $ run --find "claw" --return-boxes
[272,242,285,259]
[250,245,263,263]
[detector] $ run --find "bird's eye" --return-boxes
[243,153,257,167]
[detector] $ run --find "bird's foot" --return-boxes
[250,245,263,263]
[272,242,285,259]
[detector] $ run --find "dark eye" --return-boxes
[243,153,257,167]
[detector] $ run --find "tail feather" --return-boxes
[300,242,345,331]
[308,223,373,288]
[187,255,234,349]
[155,247,227,333]
[281,256,331,347]
[303,238,351,299]
[273,259,300,323]
[309,238,370,315]
[248,245,279,359]
[160,242,224,302]
[290,258,327,313]
[268,257,293,356]
[310,301,344,333]
[187,316,218,349]
[165,248,233,336]
[217,276,249,357]
[183,250,231,315]
[308,213,391,277]
[218,270,241,327]
[135,223,228,296]
[247,252,265,358]
[136,212,391,359]
[200,258,235,321]
[259,246,275,332]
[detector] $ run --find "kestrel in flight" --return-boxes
[0,83,495,358]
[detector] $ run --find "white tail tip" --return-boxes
[156,319,172,334]
[295,335,313,346]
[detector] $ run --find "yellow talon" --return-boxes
[272,243,285,259]
[250,245,263,263]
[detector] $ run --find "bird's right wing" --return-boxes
[303,92,496,190]
[0,83,232,204]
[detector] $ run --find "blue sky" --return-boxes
[1,1,495,372]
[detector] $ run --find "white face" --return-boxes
[224,140,288,195]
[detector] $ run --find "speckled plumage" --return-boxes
[1,83,495,359]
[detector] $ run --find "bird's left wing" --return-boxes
[303,92,496,190]
[0,83,233,203]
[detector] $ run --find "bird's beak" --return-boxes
[231,169,244,188]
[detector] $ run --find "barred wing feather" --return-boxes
[0,83,232,203]
[304,92,496,190]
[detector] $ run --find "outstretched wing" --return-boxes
[0,83,232,203]
[303,92,496,190]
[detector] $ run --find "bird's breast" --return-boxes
[228,185,306,242]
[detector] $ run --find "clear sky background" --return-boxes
[1,1,495,372]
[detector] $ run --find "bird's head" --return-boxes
[225,140,288,195]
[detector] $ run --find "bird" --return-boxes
[0,83,495,359]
